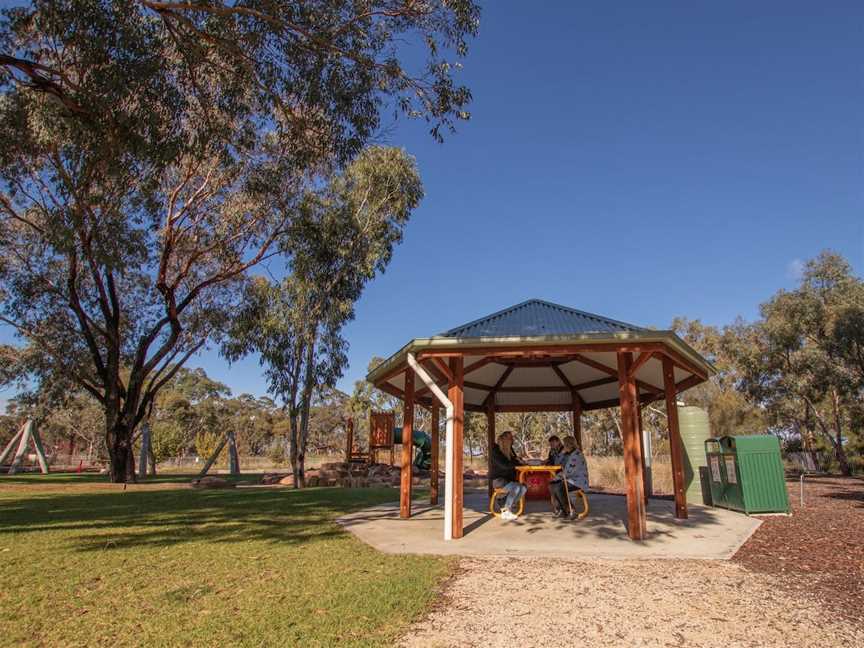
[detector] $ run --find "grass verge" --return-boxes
[0,475,452,647]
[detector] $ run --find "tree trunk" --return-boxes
[830,390,851,476]
[107,420,137,483]
[288,407,301,489]
[296,340,317,489]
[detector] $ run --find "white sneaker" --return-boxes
[500,510,517,521]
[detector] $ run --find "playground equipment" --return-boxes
[392,427,432,470]
[344,412,432,469]
[137,421,157,478]
[0,420,49,474]
[197,429,240,477]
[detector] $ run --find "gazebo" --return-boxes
[366,299,715,541]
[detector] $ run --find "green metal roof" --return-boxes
[366,299,716,391]
[440,299,645,337]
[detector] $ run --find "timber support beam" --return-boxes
[617,351,647,540]
[400,367,414,519]
[663,356,688,519]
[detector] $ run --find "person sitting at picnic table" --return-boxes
[490,430,527,521]
[545,434,565,467]
[549,436,589,519]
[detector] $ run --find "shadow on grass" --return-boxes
[0,472,261,485]
[0,484,401,553]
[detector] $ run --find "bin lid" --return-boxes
[704,438,722,452]
[726,434,781,453]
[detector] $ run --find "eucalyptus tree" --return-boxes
[671,317,765,437]
[0,0,478,481]
[733,252,863,474]
[225,145,422,486]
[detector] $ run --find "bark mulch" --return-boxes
[733,476,864,623]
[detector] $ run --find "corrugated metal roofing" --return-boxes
[439,299,645,338]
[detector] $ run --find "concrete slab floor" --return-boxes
[337,489,761,560]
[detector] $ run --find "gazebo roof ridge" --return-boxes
[437,298,646,339]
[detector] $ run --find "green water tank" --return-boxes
[678,406,711,505]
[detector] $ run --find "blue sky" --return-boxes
[1,1,862,406]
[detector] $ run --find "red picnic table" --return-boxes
[515,464,561,501]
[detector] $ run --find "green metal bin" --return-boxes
[704,435,789,514]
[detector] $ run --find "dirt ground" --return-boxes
[399,477,864,648]
[734,476,863,623]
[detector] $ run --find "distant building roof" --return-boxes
[440,299,645,338]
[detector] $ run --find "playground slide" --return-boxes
[391,428,433,470]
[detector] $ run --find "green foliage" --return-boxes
[0,413,19,448]
[194,430,225,466]
[730,252,863,473]
[0,0,477,481]
[150,419,188,464]
[224,146,424,485]
[671,317,765,436]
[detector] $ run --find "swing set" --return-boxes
[0,420,49,475]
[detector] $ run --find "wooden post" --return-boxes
[8,420,47,474]
[637,405,653,503]
[147,441,156,476]
[449,356,464,539]
[0,424,24,466]
[138,421,151,479]
[663,355,688,519]
[430,405,439,505]
[198,433,229,477]
[617,351,647,540]
[29,421,49,474]
[485,404,495,498]
[400,367,415,519]
[227,430,240,475]
[571,391,583,451]
[8,421,32,474]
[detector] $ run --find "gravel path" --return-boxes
[399,557,863,648]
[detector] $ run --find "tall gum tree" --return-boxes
[224,145,423,487]
[733,252,863,474]
[0,0,479,481]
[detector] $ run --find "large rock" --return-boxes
[261,472,289,485]
[318,467,348,481]
[191,476,235,489]
[319,462,347,471]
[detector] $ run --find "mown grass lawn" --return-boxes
[0,475,453,647]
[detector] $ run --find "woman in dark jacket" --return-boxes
[490,431,527,520]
